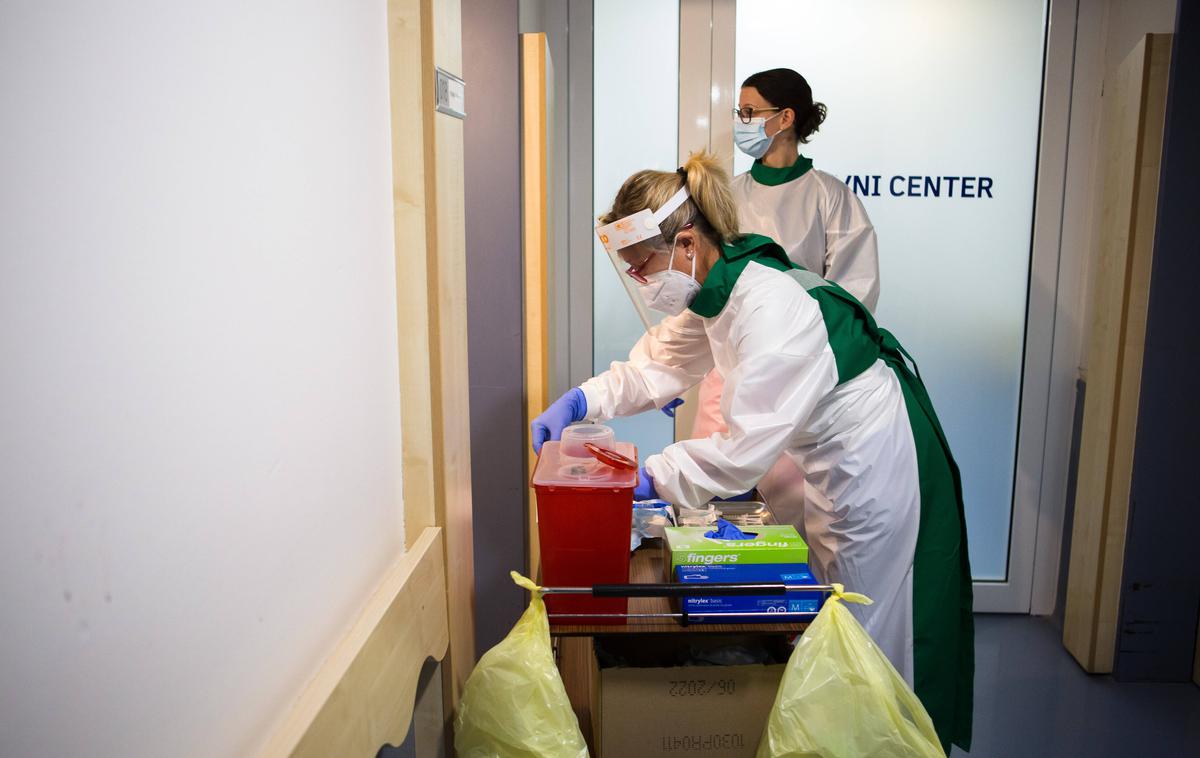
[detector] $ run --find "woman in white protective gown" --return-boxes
[531,152,973,754]
[696,67,881,535]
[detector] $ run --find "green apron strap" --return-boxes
[879,327,923,382]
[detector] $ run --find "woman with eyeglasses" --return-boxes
[697,69,879,431]
[730,67,878,309]
[692,67,884,606]
[531,152,972,754]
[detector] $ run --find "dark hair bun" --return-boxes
[797,101,827,144]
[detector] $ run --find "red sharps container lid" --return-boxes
[532,440,639,488]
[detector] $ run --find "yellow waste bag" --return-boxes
[454,572,588,758]
[756,585,945,758]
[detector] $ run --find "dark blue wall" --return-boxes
[463,0,527,659]
[1116,0,1200,682]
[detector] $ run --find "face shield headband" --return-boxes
[594,184,691,255]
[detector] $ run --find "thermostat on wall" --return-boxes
[435,68,465,119]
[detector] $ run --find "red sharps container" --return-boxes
[532,423,638,624]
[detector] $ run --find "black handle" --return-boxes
[591,582,789,598]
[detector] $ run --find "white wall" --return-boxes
[0,3,404,756]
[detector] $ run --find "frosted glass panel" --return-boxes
[735,0,1046,580]
[593,0,679,460]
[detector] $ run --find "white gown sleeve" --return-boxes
[645,272,838,507]
[823,181,880,312]
[579,310,714,421]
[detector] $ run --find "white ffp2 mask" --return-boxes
[638,237,701,316]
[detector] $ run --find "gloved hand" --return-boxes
[531,387,588,454]
[634,466,657,501]
[660,397,685,417]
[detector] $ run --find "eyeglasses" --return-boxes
[733,106,782,124]
[620,223,694,283]
[622,248,658,284]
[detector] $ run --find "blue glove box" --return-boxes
[674,563,824,621]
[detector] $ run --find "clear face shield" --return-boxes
[594,184,691,330]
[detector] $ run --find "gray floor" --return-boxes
[964,614,1200,756]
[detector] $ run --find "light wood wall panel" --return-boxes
[522,32,550,582]
[389,0,438,547]
[389,0,474,725]
[257,528,449,758]
[1064,34,1171,673]
[387,0,479,730]
[421,0,477,712]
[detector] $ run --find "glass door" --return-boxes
[729,0,1053,608]
[584,0,1067,611]
[592,0,680,456]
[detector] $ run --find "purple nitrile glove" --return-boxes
[660,397,685,417]
[531,387,588,454]
[634,465,657,501]
[704,518,753,540]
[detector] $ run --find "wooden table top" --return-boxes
[547,540,812,636]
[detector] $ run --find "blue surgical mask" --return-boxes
[733,113,781,159]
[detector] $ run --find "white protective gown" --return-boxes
[731,164,879,311]
[581,260,920,683]
[693,162,882,531]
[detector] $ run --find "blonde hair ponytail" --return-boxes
[598,150,741,248]
[680,151,740,243]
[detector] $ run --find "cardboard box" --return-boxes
[594,636,788,757]
[663,525,809,576]
[675,563,823,619]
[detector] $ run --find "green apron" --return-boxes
[818,285,975,754]
[692,235,974,752]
